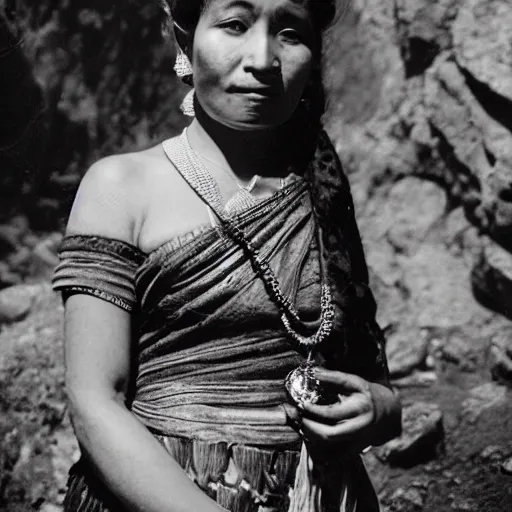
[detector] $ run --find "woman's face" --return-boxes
[190,0,317,131]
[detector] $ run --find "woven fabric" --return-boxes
[131,179,316,445]
[63,437,379,512]
[53,131,386,511]
[52,235,145,312]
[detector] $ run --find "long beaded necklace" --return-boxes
[162,130,335,406]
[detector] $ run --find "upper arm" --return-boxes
[63,156,144,408]
[64,294,133,409]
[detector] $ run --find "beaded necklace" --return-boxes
[162,129,335,406]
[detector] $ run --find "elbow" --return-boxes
[65,385,97,446]
[65,381,125,446]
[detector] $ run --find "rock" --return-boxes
[461,383,508,423]
[0,424,22,472]
[6,246,32,277]
[441,334,478,372]
[452,0,512,103]
[501,457,512,475]
[0,215,29,255]
[395,0,456,72]
[0,422,22,505]
[489,328,512,383]
[472,239,512,320]
[0,261,22,289]
[377,402,444,467]
[386,328,429,377]
[387,486,426,512]
[479,445,507,462]
[0,285,34,324]
[0,224,21,254]
[30,234,61,280]
[403,245,486,329]
[424,54,512,234]
[380,177,447,255]
[451,498,478,511]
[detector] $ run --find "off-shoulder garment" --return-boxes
[53,139,383,511]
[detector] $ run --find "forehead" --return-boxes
[202,0,312,18]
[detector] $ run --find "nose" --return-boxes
[243,26,279,74]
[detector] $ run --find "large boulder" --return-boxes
[0,285,36,324]
[377,402,444,467]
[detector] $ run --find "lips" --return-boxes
[229,85,279,98]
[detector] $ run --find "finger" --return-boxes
[301,412,373,445]
[301,395,370,424]
[312,368,369,394]
[282,403,302,424]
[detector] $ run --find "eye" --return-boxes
[222,19,248,34]
[279,29,302,44]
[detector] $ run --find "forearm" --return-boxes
[368,382,402,446]
[69,393,225,512]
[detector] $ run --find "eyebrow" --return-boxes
[274,3,312,27]
[221,0,255,11]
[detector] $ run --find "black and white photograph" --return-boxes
[1,1,511,511]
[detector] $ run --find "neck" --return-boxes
[187,102,305,180]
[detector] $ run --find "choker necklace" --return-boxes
[193,150,260,193]
[170,130,335,406]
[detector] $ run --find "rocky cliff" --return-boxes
[1,0,511,511]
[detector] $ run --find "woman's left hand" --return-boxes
[297,368,402,453]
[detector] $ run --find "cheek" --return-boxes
[193,48,221,89]
[282,53,314,100]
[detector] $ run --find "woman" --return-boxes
[53,0,401,511]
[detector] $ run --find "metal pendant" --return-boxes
[285,361,322,407]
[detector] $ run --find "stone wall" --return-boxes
[323,0,512,384]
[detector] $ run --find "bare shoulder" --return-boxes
[66,144,176,244]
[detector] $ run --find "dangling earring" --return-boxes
[180,89,195,117]
[174,48,193,82]
[174,48,195,117]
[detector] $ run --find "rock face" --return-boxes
[322,0,512,385]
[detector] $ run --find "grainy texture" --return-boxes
[1,0,512,511]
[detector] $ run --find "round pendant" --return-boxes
[285,363,322,406]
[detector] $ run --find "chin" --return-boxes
[214,110,294,132]
[204,99,294,132]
